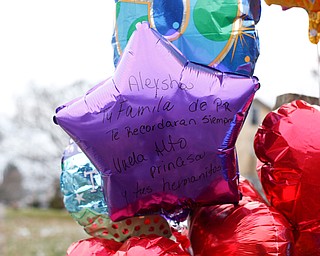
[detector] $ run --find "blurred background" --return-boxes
[0,0,319,255]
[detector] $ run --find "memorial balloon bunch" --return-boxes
[53,0,320,255]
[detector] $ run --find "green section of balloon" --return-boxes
[127,16,148,41]
[194,0,238,41]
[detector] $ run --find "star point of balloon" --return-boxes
[54,22,260,222]
[264,0,320,44]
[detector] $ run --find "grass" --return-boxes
[0,207,89,256]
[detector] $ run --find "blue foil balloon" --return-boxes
[61,140,108,214]
[60,140,172,242]
[112,0,261,76]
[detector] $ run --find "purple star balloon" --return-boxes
[54,23,260,222]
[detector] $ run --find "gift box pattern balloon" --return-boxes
[54,23,259,222]
[112,0,261,76]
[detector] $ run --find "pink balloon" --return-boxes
[54,23,259,221]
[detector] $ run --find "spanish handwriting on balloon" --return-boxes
[103,96,234,142]
[54,23,260,221]
[112,0,261,76]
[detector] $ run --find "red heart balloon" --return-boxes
[294,222,320,256]
[189,200,294,255]
[189,178,294,255]
[254,101,320,221]
[254,100,320,255]
[66,237,122,256]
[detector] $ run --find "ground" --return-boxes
[0,206,88,256]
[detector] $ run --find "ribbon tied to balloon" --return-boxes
[54,23,259,222]
[265,0,320,44]
[113,0,261,76]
